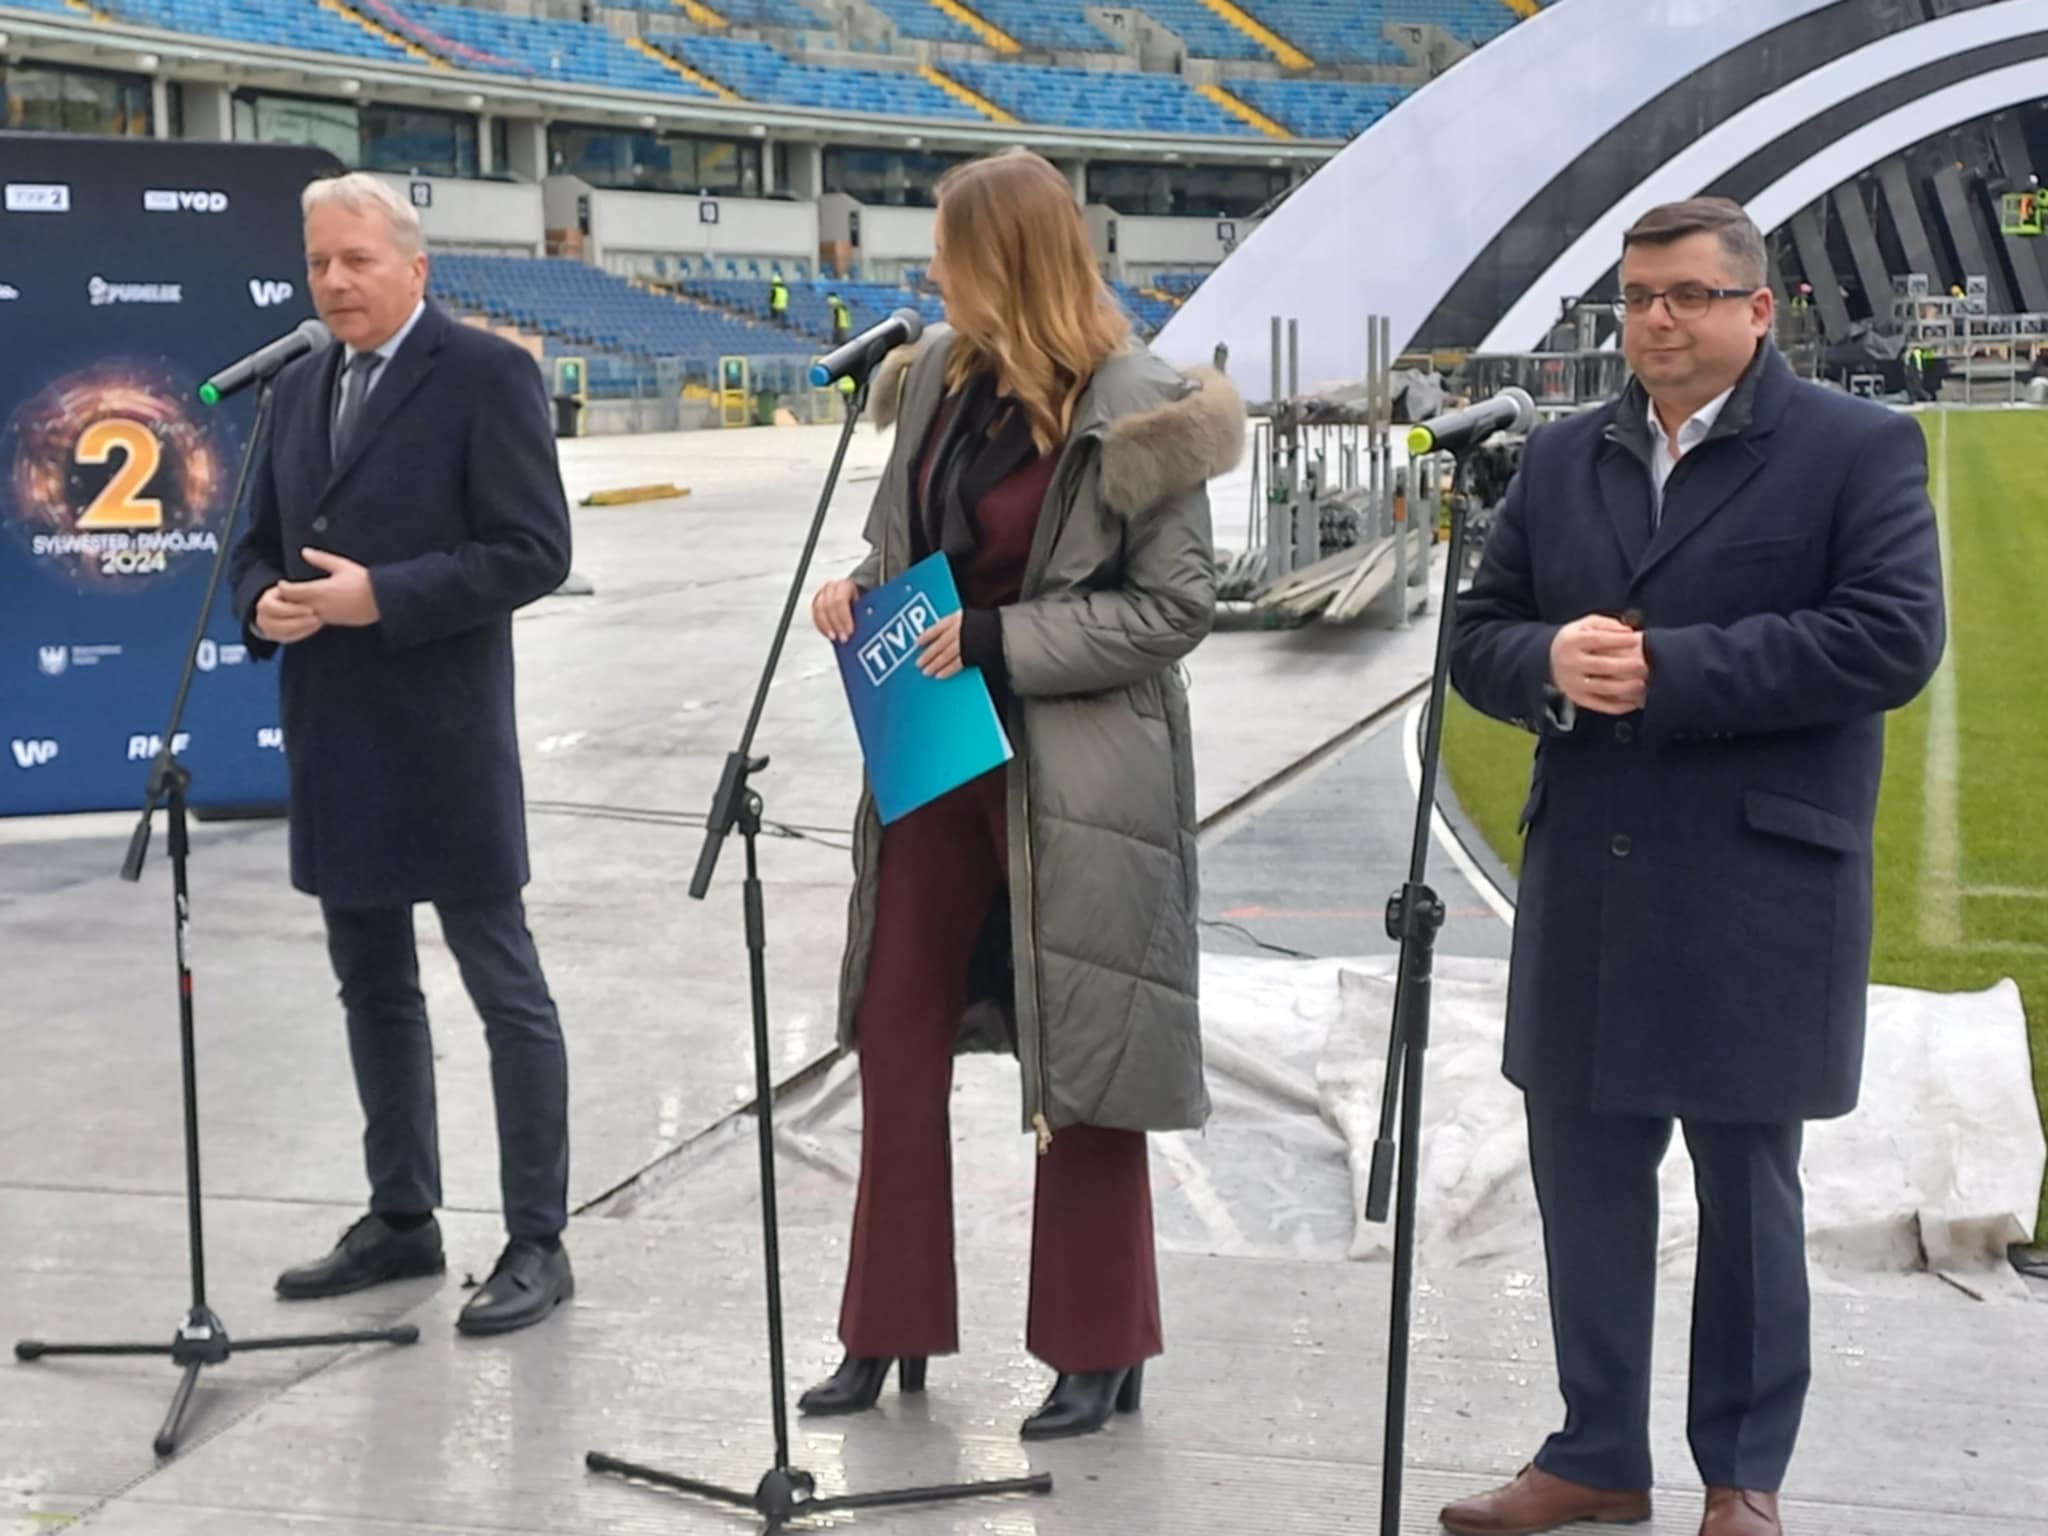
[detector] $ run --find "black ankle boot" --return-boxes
[1019,1362,1144,1440]
[797,1354,927,1416]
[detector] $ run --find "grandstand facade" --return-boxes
[1,0,1549,415]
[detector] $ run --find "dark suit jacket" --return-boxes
[228,301,571,909]
[1449,343,1945,1122]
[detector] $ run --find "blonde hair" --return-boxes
[935,150,1128,455]
[301,171,424,259]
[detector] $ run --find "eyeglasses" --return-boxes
[1611,284,1759,320]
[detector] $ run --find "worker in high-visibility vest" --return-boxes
[828,292,853,346]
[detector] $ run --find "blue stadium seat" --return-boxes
[860,0,981,47]
[961,0,1110,51]
[1233,0,1517,65]
[658,35,983,121]
[1227,76,1405,140]
[428,254,802,368]
[948,61,1257,137]
[92,0,416,63]
[1112,0,1267,60]
[382,0,711,93]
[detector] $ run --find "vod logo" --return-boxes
[857,591,939,687]
[10,739,59,769]
[144,189,229,213]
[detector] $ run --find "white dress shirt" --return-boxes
[1646,384,1734,522]
[334,297,427,427]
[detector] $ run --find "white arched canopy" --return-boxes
[1154,0,1853,389]
[1479,0,2048,352]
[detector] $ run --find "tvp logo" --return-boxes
[10,739,59,769]
[857,591,939,687]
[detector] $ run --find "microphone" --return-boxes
[198,319,332,405]
[808,308,924,388]
[1405,385,1538,456]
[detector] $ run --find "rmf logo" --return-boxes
[10,739,59,769]
[249,278,294,308]
[128,732,191,761]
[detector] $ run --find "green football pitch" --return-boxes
[1440,407,2048,1235]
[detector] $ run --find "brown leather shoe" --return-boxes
[1440,1463,1652,1534]
[1702,1487,1781,1535]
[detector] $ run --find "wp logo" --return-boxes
[857,591,938,687]
[249,278,294,308]
[10,739,59,769]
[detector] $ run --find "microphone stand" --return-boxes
[1365,439,1478,1535]
[585,374,1053,1532]
[12,372,419,1457]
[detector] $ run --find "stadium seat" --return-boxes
[428,254,801,371]
[859,0,981,47]
[947,61,1258,137]
[659,35,983,121]
[1226,76,1406,140]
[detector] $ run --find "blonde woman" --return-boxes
[804,149,1244,1440]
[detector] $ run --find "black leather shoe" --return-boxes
[456,1238,573,1336]
[276,1214,445,1300]
[797,1354,927,1415]
[1019,1363,1144,1440]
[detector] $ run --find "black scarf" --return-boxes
[911,370,1040,570]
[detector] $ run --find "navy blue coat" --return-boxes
[1449,344,1944,1122]
[228,302,571,910]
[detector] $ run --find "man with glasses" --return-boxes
[1442,198,1945,1535]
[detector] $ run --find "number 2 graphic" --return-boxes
[74,419,165,530]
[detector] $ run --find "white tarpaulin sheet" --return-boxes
[1305,954,2042,1287]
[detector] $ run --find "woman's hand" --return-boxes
[917,612,964,678]
[811,578,859,642]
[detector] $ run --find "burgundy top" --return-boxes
[917,397,1059,611]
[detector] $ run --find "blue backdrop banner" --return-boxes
[0,133,342,817]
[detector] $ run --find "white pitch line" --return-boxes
[1962,885,2048,901]
[1402,701,1517,930]
[1919,409,1964,949]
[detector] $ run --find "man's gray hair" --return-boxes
[302,172,425,258]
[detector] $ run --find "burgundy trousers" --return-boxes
[837,767,1164,1374]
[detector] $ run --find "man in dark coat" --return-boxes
[227,172,575,1337]
[1443,198,1944,1536]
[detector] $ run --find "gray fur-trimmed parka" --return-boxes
[835,326,1246,1147]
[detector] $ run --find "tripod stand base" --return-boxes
[587,1449,1052,1534]
[15,1305,420,1457]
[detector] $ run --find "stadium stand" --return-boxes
[378,0,703,91]
[959,0,1114,52]
[429,254,789,358]
[1123,0,1276,62]
[859,0,983,47]
[1228,77,1407,140]
[946,61,1258,138]
[660,35,985,121]
[72,0,418,65]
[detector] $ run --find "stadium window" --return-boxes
[361,104,480,180]
[1086,161,1289,220]
[1,61,151,137]
[821,147,970,208]
[547,123,761,196]
[233,89,360,167]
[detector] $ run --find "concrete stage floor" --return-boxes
[4,424,2040,1534]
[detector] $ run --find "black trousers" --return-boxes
[323,894,568,1239]
[1526,1094,1810,1493]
